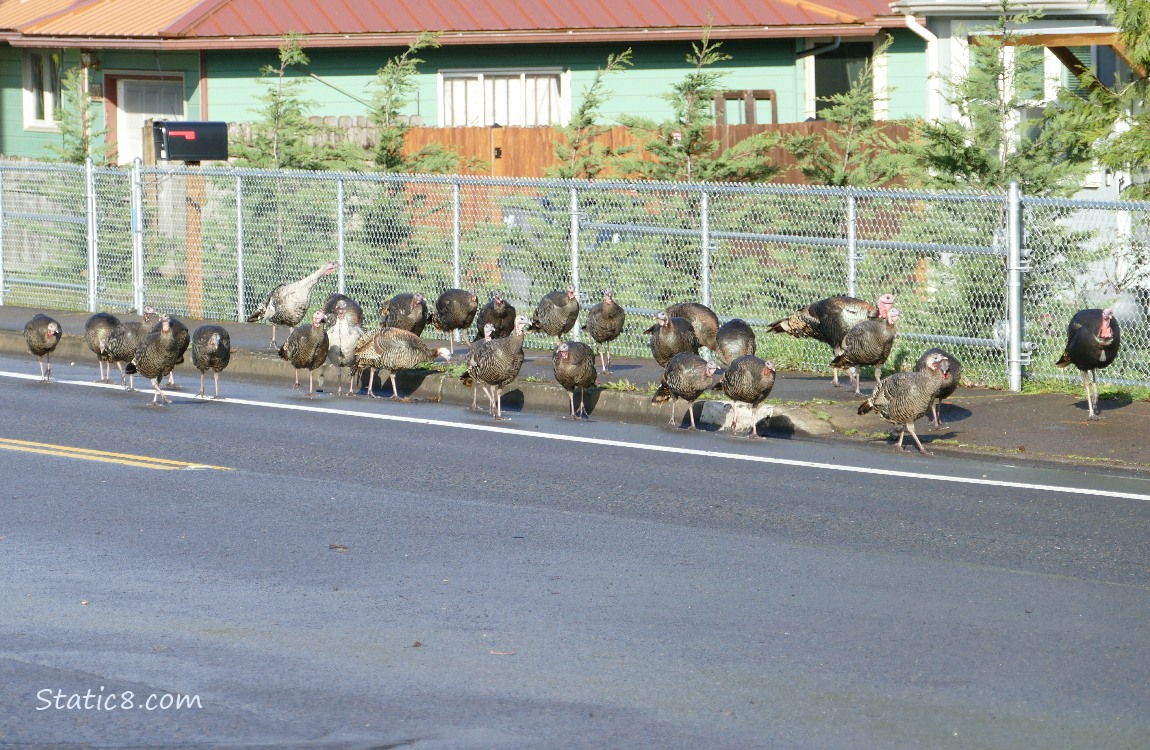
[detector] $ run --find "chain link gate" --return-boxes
[1,158,1147,391]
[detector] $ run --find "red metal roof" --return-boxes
[1,0,902,48]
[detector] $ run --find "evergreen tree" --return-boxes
[547,49,633,180]
[47,67,108,165]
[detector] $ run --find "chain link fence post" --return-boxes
[700,188,711,307]
[0,169,6,307]
[1007,181,1024,392]
[85,157,98,312]
[130,159,145,313]
[570,186,581,341]
[452,180,462,290]
[336,176,347,295]
[846,193,858,298]
[235,173,246,321]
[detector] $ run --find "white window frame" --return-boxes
[437,68,570,127]
[23,49,63,131]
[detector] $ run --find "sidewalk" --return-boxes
[3,304,1149,475]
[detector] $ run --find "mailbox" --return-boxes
[152,121,229,162]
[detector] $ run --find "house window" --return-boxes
[24,49,63,129]
[813,42,873,118]
[440,70,566,126]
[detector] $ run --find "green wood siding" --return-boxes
[884,29,928,119]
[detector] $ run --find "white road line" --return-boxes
[5,369,1150,502]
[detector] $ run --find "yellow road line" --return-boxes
[0,438,231,471]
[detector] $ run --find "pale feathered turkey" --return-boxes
[191,324,231,399]
[645,311,699,367]
[85,312,120,383]
[582,290,626,373]
[713,355,775,438]
[23,314,61,383]
[429,288,479,354]
[664,302,720,351]
[651,352,719,430]
[125,314,184,405]
[552,341,597,419]
[380,292,430,335]
[715,318,756,366]
[278,310,330,397]
[1055,307,1121,419]
[527,284,580,345]
[474,290,517,341]
[105,307,158,390]
[324,303,365,396]
[830,308,901,395]
[461,315,530,419]
[321,293,364,327]
[858,351,951,455]
[914,347,962,428]
[768,293,895,386]
[248,260,339,347]
[353,327,450,401]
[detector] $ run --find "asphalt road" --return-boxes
[1,354,1148,749]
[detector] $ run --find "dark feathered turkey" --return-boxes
[768,293,895,386]
[105,307,157,390]
[324,305,365,396]
[151,313,190,388]
[380,292,430,335]
[474,290,517,342]
[353,327,451,401]
[715,318,756,366]
[23,313,61,383]
[713,355,775,438]
[126,314,184,405]
[321,293,364,327]
[830,308,900,395]
[651,352,719,430]
[191,324,231,399]
[85,312,120,383]
[429,288,479,354]
[527,284,580,345]
[248,260,339,347]
[552,341,597,419]
[646,311,699,367]
[914,347,962,428]
[1055,307,1121,419]
[858,351,951,454]
[460,315,530,419]
[664,302,720,351]
[582,290,626,373]
[278,310,330,397]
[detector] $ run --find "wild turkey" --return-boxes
[460,315,530,419]
[645,311,699,367]
[23,314,61,383]
[552,341,597,419]
[84,312,121,382]
[527,284,580,345]
[247,260,339,347]
[151,313,190,387]
[715,318,756,366]
[664,302,720,351]
[830,308,901,395]
[278,310,330,397]
[768,293,895,386]
[429,288,479,354]
[105,306,157,390]
[915,347,962,428]
[324,302,365,396]
[353,327,450,401]
[582,290,626,373]
[858,351,951,455]
[713,355,776,438]
[191,324,231,399]
[1055,307,1121,419]
[321,293,364,327]
[474,290,517,342]
[380,292,430,335]
[125,314,184,405]
[651,352,719,430]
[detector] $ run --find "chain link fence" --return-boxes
[1,160,1147,390]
